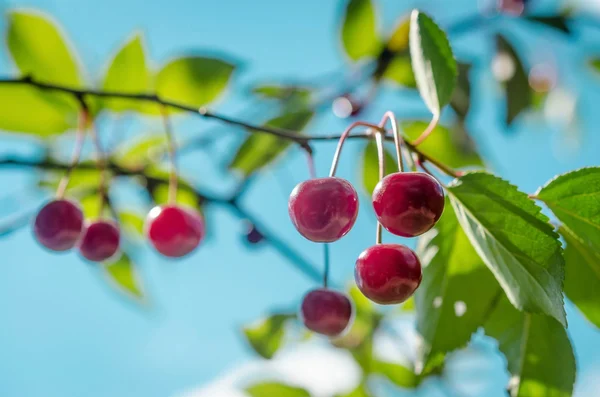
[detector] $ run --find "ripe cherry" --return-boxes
[372,172,444,237]
[288,177,359,243]
[78,220,120,262]
[300,288,353,337]
[145,205,205,258]
[33,199,84,251]
[355,244,422,305]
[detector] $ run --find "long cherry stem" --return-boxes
[88,118,108,217]
[306,151,317,179]
[160,105,178,204]
[323,243,330,288]
[329,121,383,177]
[56,110,88,199]
[378,111,404,173]
[374,131,385,244]
[411,112,440,146]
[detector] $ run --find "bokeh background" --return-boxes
[0,0,599,396]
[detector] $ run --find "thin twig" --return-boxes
[160,105,178,204]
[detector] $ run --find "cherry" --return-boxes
[145,205,205,258]
[33,199,84,251]
[300,288,353,337]
[288,177,359,243]
[372,172,444,237]
[355,244,422,305]
[78,220,120,262]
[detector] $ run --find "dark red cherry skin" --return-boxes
[145,205,205,258]
[78,220,120,262]
[372,172,444,237]
[288,177,359,243]
[355,244,422,305]
[33,199,84,251]
[300,288,353,337]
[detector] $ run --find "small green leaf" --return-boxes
[7,10,82,87]
[561,226,600,328]
[151,183,198,209]
[243,313,294,359]
[485,296,575,397]
[402,121,482,168]
[341,0,380,61]
[447,172,566,325]
[102,254,145,300]
[246,382,310,397]
[372,360,417,388]
[590,58,600,75]
[496,35,531,125]
[118,211,145,237]
[536,167,600,251]
[229,110,314,177]
[101,33,150,112]
[79,193,103,219]
[409,10,457,114]
[360,140,397,195]
[415,200,501,372]
[156,56,235,108]
[0,85,77,135]
[382,55,416,87]
[113,134,167,169]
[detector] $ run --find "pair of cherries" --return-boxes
[289,172,445,337]
[33,199,205,260]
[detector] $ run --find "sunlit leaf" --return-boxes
[447,172,566,325]
[382,55,415,87]
[113,134,167,169]
[360,140,397,195]
[102,254,145,300]
[79,193,103,219]
[151,183,199,209]
[246,382,310,397]
[496,35,531,125]
[252,85,312,104]
[372,360,417,388]
[243,313,294,359]
[341,0,380,61]
[40,167,103,195]
[118,211,145,237]
[335,383,372,397]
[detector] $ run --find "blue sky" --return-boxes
[0,0,599,396]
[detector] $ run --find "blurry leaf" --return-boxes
[485,296,575,397]
[561,226,600,328]
[382,55,416,87]
[229,110,314,177]
[372,360,417,388]
[102,254,144,300]
[590,58,600,75]
[409,11,457,114]
[415,200,501,372]
[387,16,410,53]
[0,85,77,135]
[496,35,531,125]
[402,121,482,168]
[118,211,145,237]
[451,63,471,119]
[151,183,198,209]
[536,167,600,251]
[335,384,372,397]
[156,56,235,108]
[40,167,103,195]
[360,140,397,195]
[243,313,294,359]
[401,297,415,312]
[101,33,151,112]
[246,382,310,397]
[341,0,380,61]
[526,15,571,34]
[348,284,378,318]
[7,10,83,87]
[80,193,103,219]
[447,172,566,325]
[113,134,167,169]
[252,85,312,104]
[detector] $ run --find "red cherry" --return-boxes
[355,244,422,305]
[145,205,205,258]
[78,220,120,262]
[288,177,359,242]
[300,288,353,337]
[372,172,444,237]
[33,199,84,251]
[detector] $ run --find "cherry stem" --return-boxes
[329,121,383,177]
[306,151,317,179]
[160,105,178,204]
[378,111,404,173]
[88,118,108,217]
[323,243,330,288]
[374,131,385,245]
[412,112,440,146]
[56,110,88,199]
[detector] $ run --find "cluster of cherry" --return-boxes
[33,200,205,260]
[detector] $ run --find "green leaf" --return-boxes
[341,0,380,61]
[561,226,600,328]
[590,58,600,75]
[485,296,575,397]
[447,172,566,325]
[536,167,600,251]
[0,85,77,135]
[335,384,372,397]
[360,140,397,195]
[242,313,294,359]
[372,360,417,388]
[102,254,145,300]
[246,382,310,397]
[229,110,314,177]
[7,10,82,87]
[402,121,482,168]
[415,200,501,372]
[79,193,103,220]
[156,56,235,108]
[526,15,571,34]
[382,55,416,87]
[252,85,312,104]
[450,63,471,119]
[409,10,457,114]
[40,167,103,195]
[113,134,167,169]
[118,211,145,237]
[101,33,151,112]
[151,183,199,209]
[496,35,531,125]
